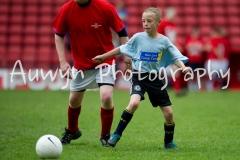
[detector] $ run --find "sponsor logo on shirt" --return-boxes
[140,51,163,62]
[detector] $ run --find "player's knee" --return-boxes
[101,93,112,105]
[128,101,140,112]
[165,109,174,121]
[69,96,80,107]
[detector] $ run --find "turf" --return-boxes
[0,89,239,160]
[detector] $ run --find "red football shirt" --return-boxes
[207,37,228,60]
[157,18,176,44]
[185,36,204,63]
[53,0,125,70]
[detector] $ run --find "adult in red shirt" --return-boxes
[185,26,204,91]
[53,0,129,146]
[157,7,185,96]
[204,27,229,91]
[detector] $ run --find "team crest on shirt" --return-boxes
[91,23,102,28]
[134,85,141,91]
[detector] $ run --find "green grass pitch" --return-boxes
[0,89,240,160]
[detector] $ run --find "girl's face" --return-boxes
[142,12,159,34]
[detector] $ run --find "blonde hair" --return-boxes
[143,7,162,21]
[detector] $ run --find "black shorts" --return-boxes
[130,72,172,107]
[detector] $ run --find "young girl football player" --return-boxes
[93,7,190,149]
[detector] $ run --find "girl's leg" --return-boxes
[108,94,141,147]
[160,106,177,148]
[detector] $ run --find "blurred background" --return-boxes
[0,0,240,90]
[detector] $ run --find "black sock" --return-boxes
[164,122,175,144]
[114,109,133,136]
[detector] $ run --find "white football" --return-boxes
[36,134,63,159]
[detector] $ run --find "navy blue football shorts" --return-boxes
[130,71,172,107]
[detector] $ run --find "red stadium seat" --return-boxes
[23,35,37,46]
[23,25,37,35]
[182,0,196,6]
[197,6,211,15]
[184,16,198,25]
[199,16,212,25]
[39,25,54,35]
[228,16,240,26]
[10,0,24,5]
[6,45,22,67]
[0,36,7,46]
[125,0,139,7]
[39,5,52,15]
[8,34,22,45]
[228,27,240,36]
[0,14,8,24]
[226,0,239,6]
[9,5,23,14]
[0,24,7,35]
[183,6,197,16]
[36,46,52,69]
[0,3,9,14]
[226,6,239,16]
[39,16,54,25]
[38,36,53,46]
[0,46,7,67]
[21,46,37,69]
[213,16,227,26]
[24,14,38,25]
[168,0,183,6]
[139,0,153,7]
[197,0,211,6]
[230,36,240,48]
[128,7,141,16]
[8,24,22,35]
[211,0,226,6]
[200,26,211,36]
[212,6,226,16]
[25,4,39,15]
[9,14,23,24]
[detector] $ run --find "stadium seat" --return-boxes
[8,25,22,35]
[25,4,39,15]
[139,0,153,7]
[0,46,7,67]
[38,36,53,46]
[226,6,239,16]
[230,36,240,48]
[10,0,24,5]
[168,0,183,6]
[125,0,139,7]
[0,24,7,35]
[200,26,211,36]
[226,0,239,6]
[228,27,240,36]
[197,0,211,6]
[23,35,37,46]
[36,46,52,69]
[23,25,37,35]
[0,14,8,24]
[184,16,198,25]
[24,14,38,25]
[199,16,212,25]
[213,16,227,26]
[9,14,23,24]
[183,6,197,16]
[0,3,8,14]
[39,16,54,25]
[21,46,37,69]
[197,6,211,15]
[212,6,226,16]
[228,16,240,26]
[39,5,52,15]
[182,0,196,6]
[6,45,22,67]
[211,0,226,6]
[128,7,141,16]
[39,25,54,35]
[8,34,22,45]
[9,5,23,14]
